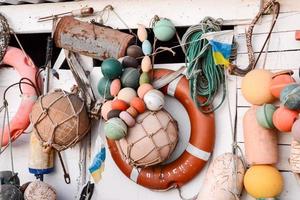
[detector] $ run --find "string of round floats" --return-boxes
[182,17,226,113]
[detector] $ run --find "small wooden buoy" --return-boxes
[139,72,150,85]
[137,83,153,99]
[118,87,137,104]
[126,45,144,58]
[256,104,276,129]
[144,89,165,111]
[130,97,146,113]
[121,67,140,89]
[111,99,129,111]
[110,79,121,97]
[97,77,113,100]
[101,100,113,120]
[101,58,123,80]
[137,24,148,42]
[153,18,176,42]
[280,83,300,110]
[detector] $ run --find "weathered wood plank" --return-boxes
[0,0,260,33]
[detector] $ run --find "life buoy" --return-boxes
[0,46,39,147]
[108,68,215,190]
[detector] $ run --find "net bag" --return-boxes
[30,89,90,151]
[117,109,178,167]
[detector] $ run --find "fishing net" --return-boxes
[117,109,178,167]
[30,89,90,151]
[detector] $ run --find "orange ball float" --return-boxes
[241,69,275,105]
[130,97,146,113]
[270,71,295,99]
[111,99,129,111]
[273,106,299,132]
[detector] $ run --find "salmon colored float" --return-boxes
[107,69,215,190]
[243,106,278,165]
[0,46,39,147]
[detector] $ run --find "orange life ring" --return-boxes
[0,46,39,147]
[108,68,215,190]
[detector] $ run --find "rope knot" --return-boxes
[232,141,238,149]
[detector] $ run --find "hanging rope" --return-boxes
[181,17,225,113]
[228,0,280,76]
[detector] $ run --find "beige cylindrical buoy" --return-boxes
[197,153,245,200]
[28,133,54,176]
[54,17,134,60]
[290,140,300,173]
[243,106,278,165]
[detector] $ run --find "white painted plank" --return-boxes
[0,0,260,33]
[235,31,300,54]
[277,0,300,13]
[236,51,300,71]
[235,12,300,35]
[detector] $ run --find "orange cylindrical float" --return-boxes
[243,106,278,165]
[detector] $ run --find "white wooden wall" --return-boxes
[1,0,300,199]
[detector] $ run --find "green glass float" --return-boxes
[101,58,123,80]
[121,67,140,89]
[280,84,300,110]
[153,18,176,42]
[97,77,113,100]
[256,104,276,129]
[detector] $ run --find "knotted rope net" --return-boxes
[31,89,90,151]
[117,110,178,167]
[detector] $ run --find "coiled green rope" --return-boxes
[182,17,226,113]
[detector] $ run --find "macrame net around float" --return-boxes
[30,89,90,151]
[117,109,178,167]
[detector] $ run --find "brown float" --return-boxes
[107,69,215,190]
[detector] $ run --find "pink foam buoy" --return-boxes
[110,79,121,97]
[119,111,135,127]
[137,83,153,99]
[101,100,113,120]
[273,106,299,132]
